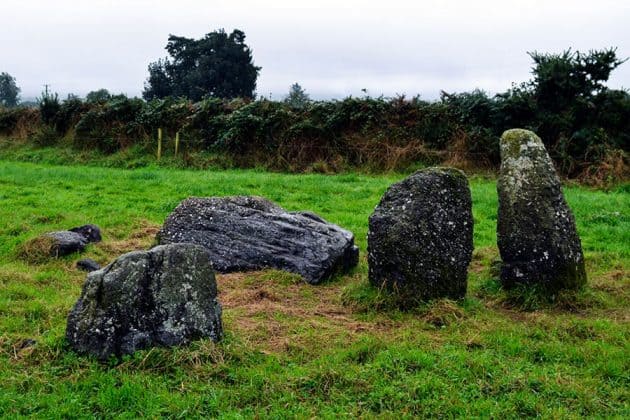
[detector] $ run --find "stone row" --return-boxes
[56,128,586,359]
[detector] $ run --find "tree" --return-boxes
[526,49,627,153]
[529,48,625,111]
[284,83,311,109]
[0,72,20,107]
[38,89,60,125]
[143,29,261,101]
[86,89,112,103]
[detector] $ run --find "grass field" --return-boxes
[0,160,628,417]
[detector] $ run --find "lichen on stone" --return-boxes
[66,244,223,360]
[497,129,586,292]
[367,167,474,306]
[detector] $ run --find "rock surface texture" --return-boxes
[497,129,586,291]
[157,196,359,284]
[368,167,473,305]
[66,244,222,360]
[46,231,88,256]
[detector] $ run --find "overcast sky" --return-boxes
[1,0,629,101]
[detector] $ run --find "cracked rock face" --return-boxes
[497,129,586,291]
[157,196,359,285]
[368,167,473,305]
[66,244,222,360]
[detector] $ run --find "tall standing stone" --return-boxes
[497,129,586,291]
[368,167,473,305]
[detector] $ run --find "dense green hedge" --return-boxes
[0,92,627,179]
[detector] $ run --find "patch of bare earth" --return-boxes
[95,220,160,259]
[217,272,396,354]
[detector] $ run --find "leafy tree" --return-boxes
[529,49,625,111]
[0,72,20,107]
[143,29,261,101]
[144,59,172,100]
[524,49,616,139]
[284,83,311,109]
[86,89,112,103]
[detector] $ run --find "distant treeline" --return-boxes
[0,49,628,183]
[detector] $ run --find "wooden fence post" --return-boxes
[157,128,162,161]
[175,131,180,157]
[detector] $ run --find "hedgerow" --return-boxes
[0,49,628,180]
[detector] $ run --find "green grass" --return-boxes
[0,160,628,418]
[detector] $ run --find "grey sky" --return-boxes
[2,0,629,100]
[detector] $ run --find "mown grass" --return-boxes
[0,160,628,418]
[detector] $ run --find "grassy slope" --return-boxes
[0,160,628,418]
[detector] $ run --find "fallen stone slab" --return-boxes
[368,167,473,305]
[66,243,222,360]
[497,129,586,291]
[157,196,359,284]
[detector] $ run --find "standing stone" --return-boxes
[497,129,586,291]
[368,167,473,305]
[157,196,359,285]
[66,244,222,360]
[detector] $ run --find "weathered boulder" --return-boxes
[157,196,359,284]
[66,244,222,360]
[45,231,88,256]
[76,258,101,272]
[69,224,102,243]
[497,129,586,291]
[368,167,473,305]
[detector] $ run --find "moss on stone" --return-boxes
[497,129,587,292]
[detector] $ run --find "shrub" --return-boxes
[38,92,60,125]
[54,96,90,135]
[0,106,40,139]
[32,125,60,147]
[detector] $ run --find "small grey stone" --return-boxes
[45,231,88,257]
[76,258,101,272]
[497,129,586,291]
[69,224,102,243]
[66,243,222,360]
[18,338,37,350]
[157,196,359,284]
[367,167,473,305]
